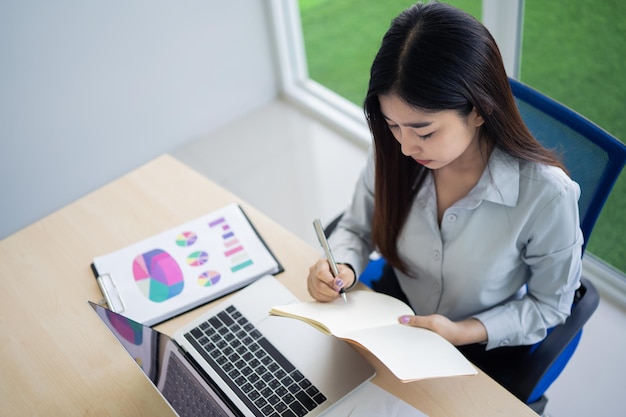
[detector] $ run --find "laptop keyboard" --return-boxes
[184,305,327,417]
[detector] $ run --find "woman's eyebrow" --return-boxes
[383,115,433,128]
[404,121,433,128]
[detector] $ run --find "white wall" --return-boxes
[0,0,279,239]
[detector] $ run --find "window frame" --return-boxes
[268,0,371,145]
[267,0,626,303]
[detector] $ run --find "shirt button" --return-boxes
[433,284,441,292]
[433,250,441,260]
[500,339,510,347]
[446,213,457,222]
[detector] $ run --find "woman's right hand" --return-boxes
[307,258,355,302]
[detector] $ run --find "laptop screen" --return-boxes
[89,302,240,417]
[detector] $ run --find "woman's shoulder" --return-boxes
[517,157,580,200]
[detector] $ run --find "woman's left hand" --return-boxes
[399,314,488,346]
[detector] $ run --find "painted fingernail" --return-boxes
[400,316,410,324]
[335,278,344,287]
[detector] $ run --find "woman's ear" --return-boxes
[470,107,485,127]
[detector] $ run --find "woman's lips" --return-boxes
[414,158,432,165]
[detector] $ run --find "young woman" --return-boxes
[307,1,583,390]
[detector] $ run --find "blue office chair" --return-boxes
[505,78,625,413]
[325,78,626,414]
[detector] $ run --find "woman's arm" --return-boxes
[327,148,377,278]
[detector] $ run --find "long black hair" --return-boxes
[366,1,564,272]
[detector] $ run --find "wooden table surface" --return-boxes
[0,154,537,416]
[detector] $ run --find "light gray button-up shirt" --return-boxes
[329,146,583,349]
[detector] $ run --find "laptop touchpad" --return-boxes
[258,315,375,400]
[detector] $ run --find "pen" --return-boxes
[313,219,347,303]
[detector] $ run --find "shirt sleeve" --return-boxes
[327,147,377,279]
[473,175,583,350]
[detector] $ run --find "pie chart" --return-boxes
[132,249,184,302]
[187,251,209,267]
[176,231,197,247]
[198,270,221,287]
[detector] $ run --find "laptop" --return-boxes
[89,275,375,417]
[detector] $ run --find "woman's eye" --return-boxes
[417,132,433,140]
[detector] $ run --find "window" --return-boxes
[299,0,482,106]
[519,0,626,278]
[270,0,626,292]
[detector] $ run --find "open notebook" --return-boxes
[270,290,477,382]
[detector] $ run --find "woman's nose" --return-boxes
[398,130,422,156]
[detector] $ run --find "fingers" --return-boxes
[335,264,355,290]
[399,314,450,336]
[399,314,430,327]
[397,315,487,346]
[307,259,336,302]
[307,259,354,302]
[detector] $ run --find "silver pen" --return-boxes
[313,219,347,303]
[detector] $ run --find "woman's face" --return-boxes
[379,94,485,170]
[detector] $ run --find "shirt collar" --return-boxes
[470,147,520,207]
[417,147,520,210]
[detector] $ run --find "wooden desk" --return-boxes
[0,155,537,416]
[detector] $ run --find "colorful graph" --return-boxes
[208,217,227,228]
[133,249,184,302]
[209,216,254,273]
[187,251,209,267]
[198,270,221,287]
[175,231,197,247]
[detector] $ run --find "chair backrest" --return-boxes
[507,78,626,409]
[509,78,626,252]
